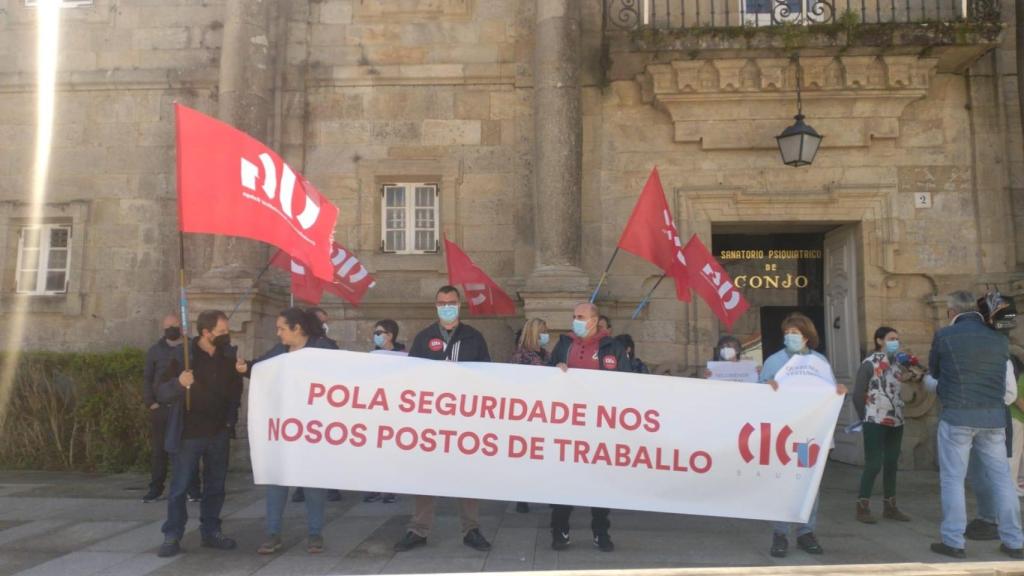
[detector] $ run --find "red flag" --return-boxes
[616,167,690,301]
[322,243,376,306]
[444,237,516,316]
[682,234,750,330]
[270,242,376,306]
[270,250,324,305]
[176,104,338,282]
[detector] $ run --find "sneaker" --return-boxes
[770,533,788,558]
[291,488,305,503]
[965,518,999,541]
[551,529,571,550]
[796,532,823,554]
[157,537,180,558]
[394,531,427,552]
[201,532,237,550]
[930,542,966,559]
[381,493,397,504]
[186,492,202,503]
[1001,543,1024,559]
[257,534,282,555]
[463,528,491,552]
[142,490,162,503]
[307,534,324,554]
[515,502,530,513]
[593,532,614,552]
[363,492,382,503]
[326,490,341,502]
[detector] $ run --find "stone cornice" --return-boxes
[639,55,938,149]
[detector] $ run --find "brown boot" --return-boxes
[856,499,877,524]
[883,497,911,521]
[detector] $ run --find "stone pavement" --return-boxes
[0,463,1022,576]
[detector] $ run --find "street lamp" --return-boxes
[776,57,822,167]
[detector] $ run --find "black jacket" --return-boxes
[548,334,632,373]
[243,336,340,376]
[157,338,243,453]
[143,338,186,406]
[409,322,490,362]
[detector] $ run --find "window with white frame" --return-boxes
[381,183,439,254]
[16,224,71,294]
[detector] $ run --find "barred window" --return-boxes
[381,183,439,254]
[16,224,71,295]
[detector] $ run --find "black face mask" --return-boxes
[164,326,182,341]
[212,334,231,349]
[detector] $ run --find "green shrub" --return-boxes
[0,349,150,472]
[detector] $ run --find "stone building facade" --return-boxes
[0,0,1021,469]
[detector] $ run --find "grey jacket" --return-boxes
[928,312,1008,428]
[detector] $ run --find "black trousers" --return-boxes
[550,505,611,534]
[149,406,201,496]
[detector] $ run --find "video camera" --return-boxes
[977,289,1017,332]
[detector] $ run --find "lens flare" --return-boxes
[0,0,61,425]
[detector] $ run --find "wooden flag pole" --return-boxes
[589,247,620,304]
[631,274,666,320]
[178,231,191,412]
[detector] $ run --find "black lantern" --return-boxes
[776,57,822,167]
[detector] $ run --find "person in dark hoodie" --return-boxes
[235,308,339,556]
[393,285,493,554]
[548,302,631,553]
[156,309,243,558]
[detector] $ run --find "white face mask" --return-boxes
[719,347,737,361]
[323,323,330,335]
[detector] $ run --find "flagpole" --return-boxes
[590,247,620,303]
[227,249,278,320]
[631,274,666,320]
[178,231,191,412]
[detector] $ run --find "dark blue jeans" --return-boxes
[161,430,230,540]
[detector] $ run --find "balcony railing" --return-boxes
[604,0,1001,30]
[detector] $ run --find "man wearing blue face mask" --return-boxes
[393,285,492,554]
[547,302,631,552]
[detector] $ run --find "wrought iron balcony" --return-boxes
[604,0,1001,30]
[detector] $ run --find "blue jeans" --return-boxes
[772,492,820,537]
[161,430,230,540]
[266,485,326,536]
[938,420,1023,549]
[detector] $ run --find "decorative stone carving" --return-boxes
[639,55,938,150]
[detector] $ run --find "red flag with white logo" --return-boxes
[682,234,750,330]
[444,236,516,316]
[175,104,338,282]
[270,243,376,306]
[616,167,691,301]
[270,249,324,305]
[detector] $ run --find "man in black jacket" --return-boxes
[142,314,188,503]
[157,310,243,558]
[548,302,631,553]
[393,285,493,553]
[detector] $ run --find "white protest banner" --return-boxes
[248,350,844,523]
[707,361,759,383]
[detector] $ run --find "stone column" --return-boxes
[522,0,589,327]
[208,0,276,276]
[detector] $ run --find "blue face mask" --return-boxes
[784,333,805,353]
[572,319,589,338]
[539,333,550,347]
[373,334,386,348]
[437,305,459,324]
[885,340,899,354]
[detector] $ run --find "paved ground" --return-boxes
[0,463,1021,576]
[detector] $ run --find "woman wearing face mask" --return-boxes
[851,326,911,524]
[759,312,847,559]
[234,308,338,555]
[508,318,550,513]
[703,335,749,379]
[363,319,404,505]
